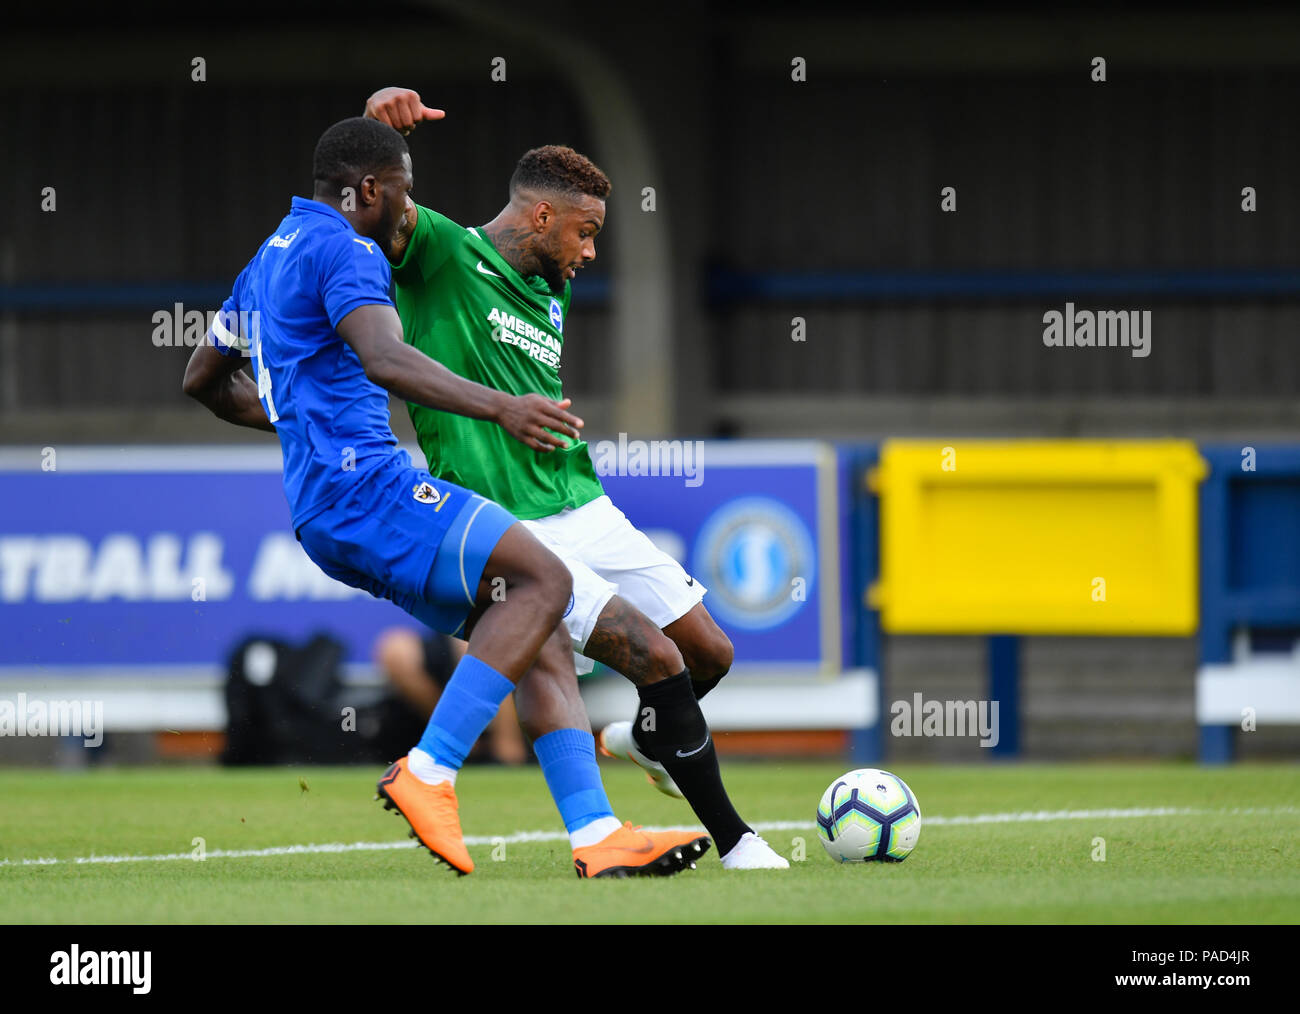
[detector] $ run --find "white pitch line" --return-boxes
[2,806,1295,868]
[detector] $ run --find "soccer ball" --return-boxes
[816,768,921,863]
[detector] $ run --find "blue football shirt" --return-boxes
[210,197,402,527]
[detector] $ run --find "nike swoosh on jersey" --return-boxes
[476,260,503,278]
[675,737,710,758]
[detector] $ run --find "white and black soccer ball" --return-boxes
[816,768,921,863]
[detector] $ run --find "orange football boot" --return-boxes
[572,822,710,879]
[376,756,474,875]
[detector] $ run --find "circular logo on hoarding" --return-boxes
[693,497,815,630]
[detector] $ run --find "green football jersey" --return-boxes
[391,205,604,520]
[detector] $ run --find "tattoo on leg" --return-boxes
[584,597,678,686]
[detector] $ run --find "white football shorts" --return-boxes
[519,495,707,675]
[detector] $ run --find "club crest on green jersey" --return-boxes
[549,297,563,334]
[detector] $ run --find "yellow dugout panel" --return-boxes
[868,441,1206,635]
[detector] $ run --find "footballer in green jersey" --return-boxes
[390,203,603,520]
[368,87,789,869]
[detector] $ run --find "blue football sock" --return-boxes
[534,728,616,833]
[414,654,515,770]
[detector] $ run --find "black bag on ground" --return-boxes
[221,632,423,765]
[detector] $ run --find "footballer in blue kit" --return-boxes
[183,116,709,879]
[208,193,508,636]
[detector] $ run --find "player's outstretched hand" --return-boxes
[498,395,583,452]
[364,87,445,135]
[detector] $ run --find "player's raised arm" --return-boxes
[363,87,445,135]
[336,303,582,452]
[182,336,275,432]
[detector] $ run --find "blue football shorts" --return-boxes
[296,461,517,637]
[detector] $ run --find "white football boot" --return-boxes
[720,831,791,870]
[597,720,684,799]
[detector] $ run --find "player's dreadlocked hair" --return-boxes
[509,145,611,202]
[313,117,409,188]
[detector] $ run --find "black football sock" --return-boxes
[635,670,751,856]
[630,716,654,756]
[630,671,723,745]
[689,673,725,700]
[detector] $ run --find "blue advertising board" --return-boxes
[0,442,842,680]
[598,439,841,675]
[0,447,403,675]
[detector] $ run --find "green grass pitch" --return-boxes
[1,761,1296,924]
